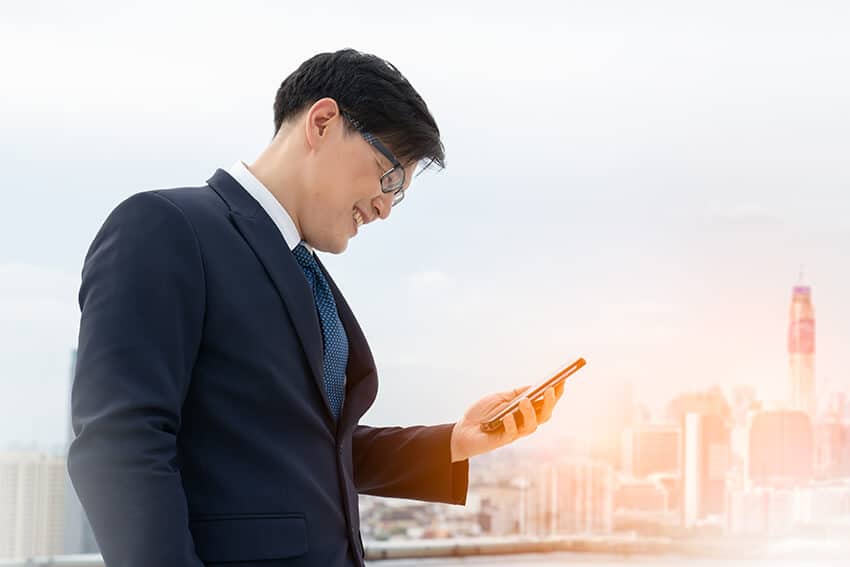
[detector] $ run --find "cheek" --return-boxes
[310,152,377,213]
[308,170,346,211]
[333,175,374,213]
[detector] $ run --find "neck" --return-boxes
[247,139,304,238]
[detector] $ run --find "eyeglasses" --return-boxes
[341,111,406,206]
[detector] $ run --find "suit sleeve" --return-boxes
[68,191,206,567]
[352,423,469,505]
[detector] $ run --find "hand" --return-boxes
[449,382,565,462]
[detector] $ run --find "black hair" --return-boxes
[273,49,445,170]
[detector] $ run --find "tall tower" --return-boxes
[788,280,816,415]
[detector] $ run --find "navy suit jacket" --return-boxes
[68,169,469,567]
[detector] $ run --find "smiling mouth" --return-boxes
[353,208,364,227]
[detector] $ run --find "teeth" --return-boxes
[353,209,364,226]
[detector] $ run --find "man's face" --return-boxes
[299,101,417,254]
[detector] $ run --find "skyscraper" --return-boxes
[0,452,66,559]
[747,409,813,487]
[497,459,614,537]
[552,459,614,534]
[621,425,680,479]
[788,282,816,415]
[682,413,730,527]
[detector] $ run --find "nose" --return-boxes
[373,192,393,221]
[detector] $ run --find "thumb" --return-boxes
[499,384,531,401]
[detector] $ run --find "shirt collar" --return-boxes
[226,160,312,254]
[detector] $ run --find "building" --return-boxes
[471,459,614,538]
[727,482,850,534]
[726,487,793,535]
[814,421,850,480]
[801,481,850,526]
[613,477,669,512]
[0,452,66,559]
[589,381,635,469]
[748,409,814,487]
[730,385,759,427]
[621,425,680,478]
[474,481,524,536]
[682,413,730,527]
[726,487,767,534]
[552,459,613,534]
[788,283,816,415]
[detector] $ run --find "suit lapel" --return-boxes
[207,169,335,422]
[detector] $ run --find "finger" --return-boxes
[502,411,519,438]
[537,387,556,424]
[531,396,545,411]
[512,408,525,430]
[502,384,531,401]
[554,381,565,400]
[518,397,538,436]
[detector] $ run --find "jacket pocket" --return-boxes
[189,513,308,562]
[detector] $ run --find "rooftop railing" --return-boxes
[1,533,847,566]
[0,535,672,566]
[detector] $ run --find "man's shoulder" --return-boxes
[149,181,228,216]
[112,179,231,229]
[95,179,233,254]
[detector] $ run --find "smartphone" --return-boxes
[479,357,586,433]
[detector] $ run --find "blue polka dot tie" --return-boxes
[292,242,348,420]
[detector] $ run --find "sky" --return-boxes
[1,1,849,451]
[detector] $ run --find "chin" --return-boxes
[315,237,349,255]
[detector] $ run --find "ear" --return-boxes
[304,97,343,151]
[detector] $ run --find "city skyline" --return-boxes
[3,288,847,560]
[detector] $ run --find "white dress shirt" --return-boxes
[226,160,312,254]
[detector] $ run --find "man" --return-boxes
[69,49,565,567]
